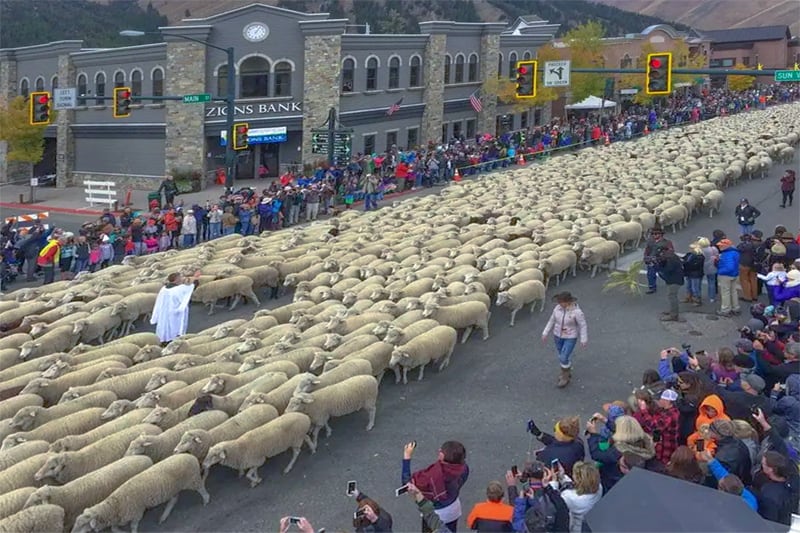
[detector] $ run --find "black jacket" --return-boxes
[712,436,751,486]
[657,253,684,286]
[755,480,794,525]
[735,204,760,225]
[736,241,757,268]
[535,433,586,477]
[715,387,774,421]
[681,252,705,278]
[159,179,179,197]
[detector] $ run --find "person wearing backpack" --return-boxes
[507,462,569,533]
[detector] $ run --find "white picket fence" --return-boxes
[84,180,117,208]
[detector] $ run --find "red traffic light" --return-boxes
[518,66,528,75]
[237,126,248,133]
[37,95,49,104]
[120,90,130,99]
[650,58,662,69]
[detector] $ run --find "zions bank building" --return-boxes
[0,3,557,188]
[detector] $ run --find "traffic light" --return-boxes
[113,87,132,118]
[233,123,249,150]
[515,60,537,99]
[29,92,51,125]
[645,52,672,95]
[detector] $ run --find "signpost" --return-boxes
[53,88,77,110]
[182,93,212,104]
[543,60,571,87]
[312,109,353,166]
[775,70,800,82]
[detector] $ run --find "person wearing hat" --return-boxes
[633,389,680,465]
[716,372,774,422]
[734,198,760,236]
[526,416,585,476]
[779,168,795,209]
[705,419,752,487]
[642,224,674,294]
[541,292,588,388]
[773,269,800,307]
[180,209,197,248]
[716,238,741,317]
[655,247,685,322]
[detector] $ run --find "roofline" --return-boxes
[179,2,328,23]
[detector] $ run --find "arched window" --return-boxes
[365,57,378,90]
[51,76,58,92]
[216,65,228,97]
[34,77,45,91]
[409,55,421,87]
[388,56,400,89]
[131,70,142,96]
[444,55,452,84]
[341,58,355,92]
[151,68,164,99]
[468,54,479,82]
[114,71,125,88]
[19,78,29,98]
[498,52,503,76]
[77,74,87,105]
[508,52,517,78]
[454,54,465,83]
[620,54,632,69]
[274,61,292,97]
[94,72,106,105]
[523,51,532,60]
[635,56,643,69]
[240,56,270,97]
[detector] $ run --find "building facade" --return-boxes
[0,3,557,188]
[703,25,799,86]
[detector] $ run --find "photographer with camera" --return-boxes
[643,224,673,295]
[349,489,393,533]
[632,389,680,466]
[505,461,569,533]
[279,516,317,533]
[525,417,585,476]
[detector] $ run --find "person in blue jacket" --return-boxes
[715,239,741,317]
[699,450,758,511]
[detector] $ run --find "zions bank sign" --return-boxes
[205,101,302,118]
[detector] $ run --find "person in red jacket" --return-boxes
[780,169,795,208]
[36,236,63,285]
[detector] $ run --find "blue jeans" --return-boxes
[240,222,251,235]
[209,222,221,239]
[706,274,717,301]
[554,336,578,369]
[223,227,235,236]
[646,264,658,290]
[73,258,89,273]
[686,277,702,298]
[739,224,754,235]
[182,234,194,248]
[364,193,378,211]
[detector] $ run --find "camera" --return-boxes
[289,517,302,525]
[519,462,545,483]
[354,508,366,520]
[681,343,691,353]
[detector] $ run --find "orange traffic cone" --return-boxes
[604,133,610,146]
[453,168,462,182]
[517,153,525,165]
[643,125,650,135]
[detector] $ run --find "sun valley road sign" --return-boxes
[775,70,800,82]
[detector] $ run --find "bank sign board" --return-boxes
[206,101,301,118]
[220,126,287,146]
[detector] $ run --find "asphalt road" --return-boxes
[2,162,798,532]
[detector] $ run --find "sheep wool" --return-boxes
[49,408,154,452]
[10,390,118,432]
[0,452,49,495]
[389,325,459,384]
[1,407,107,451]
[125,409,228,463]
[0,504,64,533]
[0,487,36,521]
[0,395,44,421]
[0,440,50,472]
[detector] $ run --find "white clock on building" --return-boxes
[243,22,269,42]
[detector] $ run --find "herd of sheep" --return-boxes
[0,103,797,533]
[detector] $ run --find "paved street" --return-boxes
[1,162,797,532]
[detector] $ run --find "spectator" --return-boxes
[158,174,178,207]
[666,446,703,484]
[753,451,795,525]
[72,235,90,274]
[58,234,75,281]
[737,234,759,303]
[699,450,758,511]
[705,419,752,487]
[403,441,469,533]
[586,415,660,493]
[716,373,773,421]
[181,209,197,248]
[656,248,685,322]
[633,389,680,465]
[711,347,739,387]
[554,461,602,533]
[681,241,705,305]
[715,239,741,317]
[353,490,393,533]
[731,419,760,467]
[698,236,720,302]
[279,517,316,533]
[465,481,513,532]
[643,225,673,295]
[221,207,237,236]
[36,235,62,285]
[686,393,729,455]
[779,169,796,208]
[407,483,451,533]
[758,263,788,305]
[734,198,760,235]
[510,463,569,533]
[16,226,43,282]
[540,292,588,388]
[208,205,222,239]
[526,417,585,476]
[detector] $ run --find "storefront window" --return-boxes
[363,134,375,155]
[386,130,397,150]
[131,71,142,97]
[407,127,418,149]
[114,71,125,88]
[19,79,29,98]
[35,77,44,91]
[466,119,476,139]
[508,52,517,79]
[240,56,270,98]
[77,74,87,105]
[468,54,478,82]
[444,56,451,85]
[151,68,164,101]
[51,76,58,92]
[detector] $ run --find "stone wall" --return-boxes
[164,41,206,178]
[420,34,446,146]
[478,33,500,137]
[301,34,342,165]
[56,54,76,188]
[71,171,163,192]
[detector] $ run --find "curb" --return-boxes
[0,202,106,217]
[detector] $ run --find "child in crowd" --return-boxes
[144,234,159,254]
[758,263,788,305]
[159,232,172,252]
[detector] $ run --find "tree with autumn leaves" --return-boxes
[726,63,756,91]
[0,96,48,167]
[618,40,705,104]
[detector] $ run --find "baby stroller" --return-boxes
[0,258,17,291]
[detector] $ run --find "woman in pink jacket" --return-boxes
[541,292,588,388]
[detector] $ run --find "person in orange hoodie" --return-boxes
[686,394,729,457]
[466,481,513,532]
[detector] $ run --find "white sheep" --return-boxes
[539,251,578,287]
[0,452,49,495]
[18,325,78,361]
[191,275,261,315]
[143,362,242,391]
[9,390,117,431]
[388,325,458,384]
[49,408,154,452]
[495,280,547,325]
[382,319,440,346]
[71,454,209,533]
[325,312,394,335]
[286,375,379,447]
[701,189,724,218]
[125,410,229,463]
[34,424,162,484]
[579,240,621,278]
[0,395,43,421]
[58,367,166,402]
[235,373,309,414]
[422,301,490,344]
[2,407,107,450]
[23,455,154,530]
[108,293,157,336]
[0,504,64,533]
[72,307,123,345]
[0,487,36,520]
[0,440,49,472]
[202,412,314,486]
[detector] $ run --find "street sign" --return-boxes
[220,126,287,146]
[182,93,211,104]
[775,70,800,82]
[311,129,329,154]
[53,88,77,110]
[544,60,571,87]
[30,177,38,187]
[310,128,352,164]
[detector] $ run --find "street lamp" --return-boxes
[120,29,237,192]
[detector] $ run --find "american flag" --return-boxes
[386,98,403,116]
[469,90,483,113]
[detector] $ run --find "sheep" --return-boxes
[2,407,109,450]
[69,342,141,365]
[43,355,132,380]
[539,251,578,287]
[309,334,380,371]
[173,404,280,462]
[10,390,117,431]
[23,455,154,530]
[71,308,123,345]
[388,325,458,384]
[0,440,49,472]
[0,488,36,520]
[124,410,229,463]
[421,301,490,344]
[298,360,374,393]
[58,367,166,402]
[497,268,544,290]
[325,312,394,335]
[382,319,441,345]
[143,362,242,391]
[320,342,394,382]
[108,293,157,336]
[99,399,139,420]
[161,337,233,356]
[0,333,33,351]
[202,412,314,486]
[235,373,309,414]
[0,504,64,533]
[579,240,621,278]
[701,189,724,218]
[191,275,260,314]
[0,349,22,374]
[49,408,154,452]
[101,332,160,348]
[601,221,643,250]
[256,300,315,324]
[286,375,379,447]
[71,454,209,533]
[0,395,43,421]
[0,453,49,495]
[18,325,78,361]
[200,370,288,398]
[34,424,162,485]
[495,280,547,326]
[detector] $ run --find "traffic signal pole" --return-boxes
[568,67,779,76]
[224,46,236,193]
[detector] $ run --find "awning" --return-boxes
[565,95,617,109]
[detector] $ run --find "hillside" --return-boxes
[595,0,799,34]
[0,0,689,49]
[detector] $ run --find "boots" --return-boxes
[557,367,571,388]
[692,296,702,307]
[682,294,694,303]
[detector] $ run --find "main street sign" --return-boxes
[543,60,571,87]
[775,70,800,82]
[182,93,212,104]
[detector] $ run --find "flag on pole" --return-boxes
[469,90,483,113]
[386,98,403,116]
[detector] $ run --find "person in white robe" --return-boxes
[150,271,200,344]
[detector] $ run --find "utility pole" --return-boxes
[326,107,336,167]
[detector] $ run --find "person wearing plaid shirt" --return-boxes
[633,389,681,465]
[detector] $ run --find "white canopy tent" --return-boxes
[565,95,617,110]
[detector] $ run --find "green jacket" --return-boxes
[416,498,449,533]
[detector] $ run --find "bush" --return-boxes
[171,167,202,193]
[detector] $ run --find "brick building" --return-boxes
[0,3,558,189]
